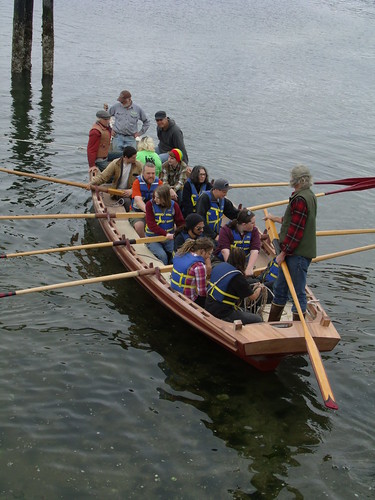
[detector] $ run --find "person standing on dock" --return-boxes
[154,111,189,164]
[264,165,317,322]
[108,90,150,151]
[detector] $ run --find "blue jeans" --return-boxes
[273,255,311,313]
[112,134,136,152]
[147,239,174,265]
[155,146,169,163]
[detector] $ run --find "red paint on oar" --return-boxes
[323,179,375,195]
[315,176,375,186]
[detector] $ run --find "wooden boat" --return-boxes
[90,189,340,372]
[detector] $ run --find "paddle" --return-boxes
[248,178,375,212]
[0,235,168,259]
[317,228,375,236]
[0,212,145,221]
[313,243,375,263]
[253,242,375,276]
[231,176,375,189]
[0,265,173,298]
[0,167,125,197]
[264,209,338,410]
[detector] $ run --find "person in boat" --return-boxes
[136,136,162,177]
[87,110,118,173]
[181,165,212,217]
[171,237,215,307]
[89,146,142,211]
[205,247,264,324]
[160,148,189,204]
[107,90,150,151]
[174,213,212,278]
[130,162,163,238]
[154,111,189,163]
[196,178,239,241]
[174,213,205,252]
[145,184,185,265]
[264,165,317,322]
[213,209,261,276]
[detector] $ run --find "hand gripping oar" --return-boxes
[0,167,125,197]
[0,235,167,259]
[0,265,173,298]
[248,178,375,212]
[264,209,338,410]
[0,212,145,221]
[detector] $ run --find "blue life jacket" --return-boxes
[230,228,252,256]
[188,179,207,211]
[260,257,279,282]
[207,262,241,308]
[131,175,160,210]
[145,201,175,237]
[171,253,205,293]
[204,191,225,235]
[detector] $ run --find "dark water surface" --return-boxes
[0,0,374,498]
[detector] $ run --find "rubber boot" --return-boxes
[268,303,285,322]
[292,312,306,321]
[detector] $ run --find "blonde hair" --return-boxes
[137,136,155,152]
[176,237,215,256]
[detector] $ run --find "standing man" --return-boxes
[154,111,189,164]
[89,146,142,211]
[196,178,239,241]
[87,110,113,172]
[264,165,317,322]
[109,90,150,151]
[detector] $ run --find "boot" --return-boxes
[292,312,306,321]
[268,303,285,322]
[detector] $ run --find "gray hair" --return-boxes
[290,165,313,188]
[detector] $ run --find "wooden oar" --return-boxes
[0,265,173,298]
[248,179,375,212]
[0,212,145,221]
[316,229,375,236]
[264,209,338,410]
[230,182,289,188]
[312,243,375,263]
[0,235,167,259]
[0,167,125,197]
[231,176,375,189]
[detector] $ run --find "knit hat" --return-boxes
[185,213,204,231]
[169,148,183,162]
[96,110,111,120]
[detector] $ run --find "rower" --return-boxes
[171,237,214,307]
[205,248,264,324]
[214,209,261,276]
[196,178,239,241]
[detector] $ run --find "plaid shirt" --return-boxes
[183,261,207,301]
[281,195,308,255]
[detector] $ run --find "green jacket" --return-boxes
[279,188,317,259]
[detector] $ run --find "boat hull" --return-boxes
[90,190,340,371]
